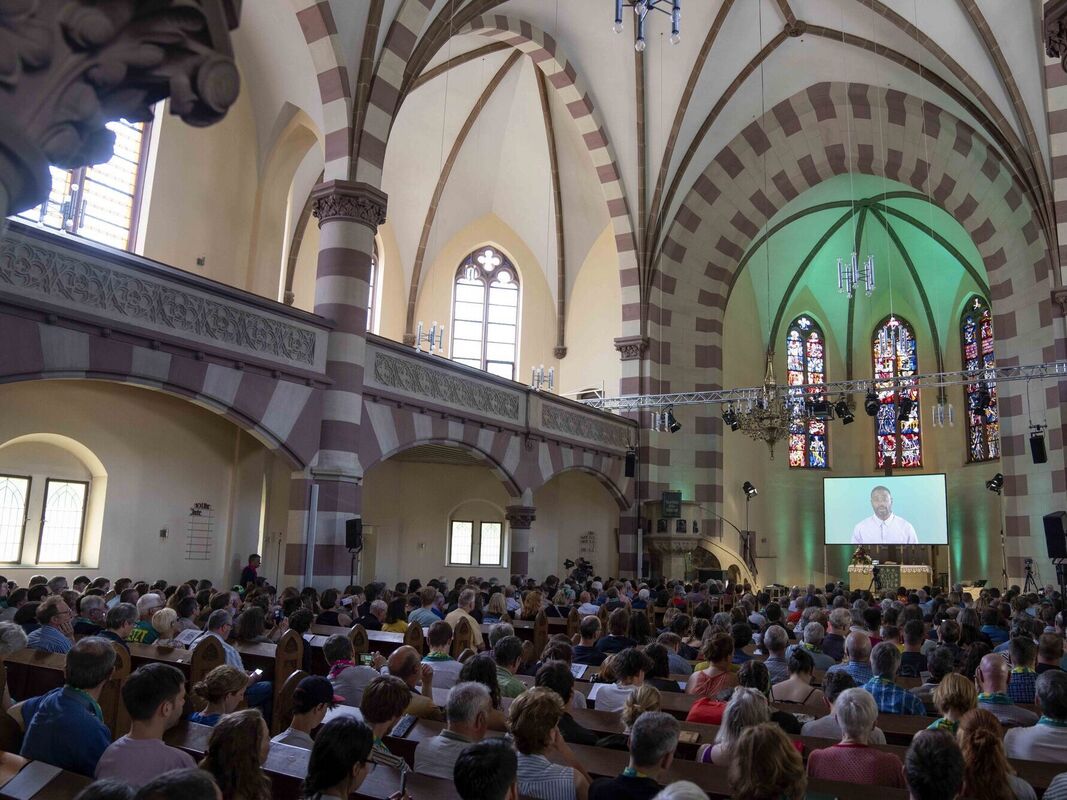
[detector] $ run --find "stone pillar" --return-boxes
[506,505,536,578]
[285,180,386,583]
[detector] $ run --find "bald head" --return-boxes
[387,645,421,686]
[977,652,1010,693]
[845,631,871,662]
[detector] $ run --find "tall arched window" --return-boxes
[961,296,999,462]
[873,315,921,468]
[451,246,520,380]
[366,245,378,334]
[786,315,829,468]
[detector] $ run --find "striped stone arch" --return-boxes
[653,81,1063,582]
[530,462,632,512]
[291,0,354,180]
[460,15,641,339]
[0,314,323,469]
[354,0,437,186]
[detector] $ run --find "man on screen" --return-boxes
[850,485,918,545]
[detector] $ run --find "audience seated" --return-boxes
[26,595,74,654]
[445,589,484,649]
[133,768,220,800]
[826,631,873,684]
[73,594,106,636]
[685,632,735,697]
[801,670,887,743]
[728,723,806,800]
[904,730,965,800]
[323,633,382,707]
[598,684,661,751]
[20,636,115,775]
[864,641,925,715]
[735,660,801,734]
[909,645,955,704]
[303,716,376,800]
[759,624,790,684]
[422,620,463,688]
[454,739,519,800]
[388,644,444,720]
[360,675,412,773]
[806,688,905,788]
[769,647,824,706]
[976,652,1039,727]
[95,663,196,786]
[785,622,835,671]
[272,675,340,748]
[589,711,680,800]
[958,708,1037,800]
[414,681,491,778]
[1039,632,1065,674]
[536,660,599,745]
[125,594,163,645]
[574,616,606,666]
[1004,670,1067,760]
[459,653,509,730]
[596,609,637,655]
[595,647,653,712]
[493,635,526,699]
[198,708,270,800]
[696,687,769,766]
[509,687,591,800]
[189,664,247,726]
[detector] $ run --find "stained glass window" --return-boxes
[452,247,520,380]
[961,296,999,462]
[873,316,921,468]
[786,316,829,468]
[14,119,150,251]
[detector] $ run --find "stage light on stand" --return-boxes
[665,406,681,434]
[742,481,758,499]
[722,405,739,431]
[864,388,878,417]
[807,396,833,420]
[986,473,1004,495]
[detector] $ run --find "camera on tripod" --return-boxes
[564,558,593,583]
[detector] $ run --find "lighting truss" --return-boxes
[581,360,1067,412]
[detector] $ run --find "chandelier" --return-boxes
[838,252,875,299]
[735,353,793,459]
[613,0,681,51]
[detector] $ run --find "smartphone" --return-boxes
[273,609,283,622]
[360,653,374,666]
[341,597,353,607]
[251,668,263,679]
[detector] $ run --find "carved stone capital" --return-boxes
[311,180,388,230]
[0,0,243,216]
[505,505,537,530]
[1053,286,1067,316]
[1047,0,1067,70]
[553,346,568,359]
[614,335,649,361]
[402,332,417,346]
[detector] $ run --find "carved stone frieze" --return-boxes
[0,0,243,215]
[372,350,521,421]
[614,335,649,361]
[505,505,537,530]
[0,235,318,366]
[312,180,387,230]
[540,403,630,449]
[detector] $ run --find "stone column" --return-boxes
[286,180,386,583]
[506,505,537,578]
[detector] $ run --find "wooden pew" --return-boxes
[0,759,90,800]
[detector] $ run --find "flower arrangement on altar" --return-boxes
[850,546,873,566]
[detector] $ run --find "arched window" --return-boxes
[961,296,999,462]
[785,315,829,468]
[872,315,921,468]
[451,246,520,380]
[366,245,378,334]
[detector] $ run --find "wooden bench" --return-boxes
[0,758,90,800]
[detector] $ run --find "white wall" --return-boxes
[0,380,288,586]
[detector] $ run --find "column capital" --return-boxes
[505,505,537,529]
[1047,0,1067,70]
[614,335,649,361]
[311,180,387,230]
[1052,286,1067,316]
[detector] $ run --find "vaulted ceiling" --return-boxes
[232,0,1054,335]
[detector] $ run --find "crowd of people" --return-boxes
[0,561,1064,799]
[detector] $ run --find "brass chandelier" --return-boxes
[734,352,794,459]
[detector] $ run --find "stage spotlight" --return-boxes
[722,405,739,431]
[985,472,1004,495]
[864,388,878,417]
[742,481,758,499]
[665,406,681,434]
[835,397,854,425]
[897,396,914,421]
[807,396,833,420]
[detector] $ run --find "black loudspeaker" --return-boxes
[625,449,637,478]
[1044,512,1067,559]
[345,518,363,551]
[1031,433,1048,464]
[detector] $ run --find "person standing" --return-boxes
[240,554,261,590]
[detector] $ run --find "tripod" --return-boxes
[867,567,882,594]
[1024,560,1039,593]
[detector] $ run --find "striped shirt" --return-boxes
[516,752,576,800]
[369,739,409,774]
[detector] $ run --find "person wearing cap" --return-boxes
[271,676,343,749]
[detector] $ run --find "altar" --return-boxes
[847,564,931,592]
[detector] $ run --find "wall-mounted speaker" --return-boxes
[345,517,363,551]
[1043,512,1067,559]
[1031,432,1048,464]
[625,449,636,478]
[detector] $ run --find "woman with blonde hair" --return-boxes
[483,592,508,624]
[521,590,544,621]
[729,723,806,800]
[199,709,272,800]
[686,632,736,697]
[958,708,1037,800]
[548,589,570,618]
[928,672,978,733]
[150,608,178,645]
[696,687,769,766]
[597,684,662,751]
[190,665,249,726]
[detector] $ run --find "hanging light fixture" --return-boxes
[837,252,876,299]
[613,0,681,50]
[735,353,793,458]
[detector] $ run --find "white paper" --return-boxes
[174,629,205,648]
[570,664,587,679]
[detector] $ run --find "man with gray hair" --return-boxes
[807,688,905,786]
[488,621,515,649]
[823,607,851,662]
[445,588,484,649]
[73,594,106,636]
[1005,670,1067,760]
[588,711,679,798]
[46,576,68,595]
[826,631,873,684]
[413,681,492,778]
[863,641,924,715]
[127,593,164,644]
[357,598,387,631]
[761,625,791,685]
[99,602,137,652]
[802,671,887,744]
[786,621,835,671]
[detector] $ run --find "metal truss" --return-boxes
[581,360,1067,412]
